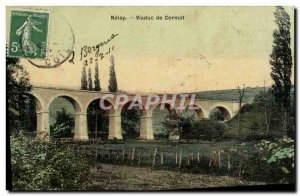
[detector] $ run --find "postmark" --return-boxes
[28,14,75,68]
[8,9,50,59]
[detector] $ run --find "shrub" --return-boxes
[243,138,295,183]
[183,119,227,141]
[121,107,141,139]
[50,108,74,138]
[194,119,213,140]
[178,114,195,140]
[200,120,227,141]
[240,103,254,114]
[163,110,180,137]
[51,123,73,138]
[213,121,227,140]
[10,132,91,190]
[209,108,225,121]
[163,112,228,141]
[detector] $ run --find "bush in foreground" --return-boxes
[242,138,294,183]
[10,132,91,190]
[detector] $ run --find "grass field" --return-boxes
[79,140,256,155]
[69,140,261,190]
[69,140,257,176]
[88,163,265,190]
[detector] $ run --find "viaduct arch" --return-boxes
[29,86,242,141]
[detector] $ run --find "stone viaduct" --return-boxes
[30,86,241,141]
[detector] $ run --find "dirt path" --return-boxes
[89,164,264,190]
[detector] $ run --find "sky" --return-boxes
[6,6,295,93]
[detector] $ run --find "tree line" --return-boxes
[81,55,118,93]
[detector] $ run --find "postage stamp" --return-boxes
[8,10,50,59]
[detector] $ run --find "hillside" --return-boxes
[195,87,267,103]
[195,86,294,103]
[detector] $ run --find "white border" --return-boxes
[1,0,298,6]
[1,1,299,196]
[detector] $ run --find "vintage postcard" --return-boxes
[6,6,295,191]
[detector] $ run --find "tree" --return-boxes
[108,55,118,92]
[19,96,36,132]
[7,54,32,189]
[237,84,245,136]
[121,107,141,139]
[88,67,93,90]
[209,109,225,121]
[163,110,179,137]
[270,6,293,137]
[50,108,74,138]
[81,65,87,90]
[178,114,195,141]
[253,89,277,134]
[7,55,32,133]
[94,61,101,91]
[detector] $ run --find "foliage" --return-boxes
[7,55,32,132]
[121,107,141,139]
[192,119,213,140]
[94,62,101,91]
[252,89,279,135]
[243,138,294,183]
[108,55,118,92]
[213,121,228,140]
[209,108,225,121]
[51,123,73,139]
[153,127,169,139]
[256,138,294,171]
[163,112,227,141]
[253,89,278,109]
[81,65,87,90]
[87,101,109,139]
[10,132,91,190]
[19,95,36,132]
[50,108,74,138]
[193,119,227,141]
[225,100,293,141]
[178,114,195,139]
[270,6,292,137]
[88,67,93,90]
[162,110,179,136]
[270,6,292,111]
[240,103,254,114]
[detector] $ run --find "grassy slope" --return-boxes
[196,86,294,103]
[224,104,276,139]
[195,87,266,103]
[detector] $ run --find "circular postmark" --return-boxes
[28,14,75,68]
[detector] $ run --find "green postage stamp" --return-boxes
[8,10,50,59]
